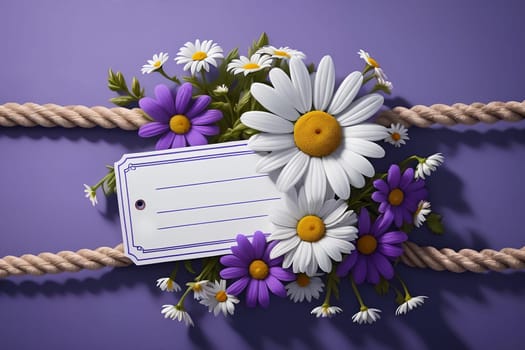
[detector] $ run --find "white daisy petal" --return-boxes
[322,156,351,200]
[330,151,366,188]
[269,227,297,240]
[346,138,386,158]
[337,94,384,127]
[322,200,349,227]
[344,124,389,141]
[248,133,296,151]
[269,68,302,112]
[270,207,299,227]
[313,243,332,272]
[270,236,301,259]
[304,157,327,205]
[313,55,335,111]
[255,148,297,173]
[290,57,312,113]
[294,242,313,274]
[276,151,310,192]
[327,71,363,115]
[326,226,358,241]
[339,149,375,177]
[251,83,300,121]
[241,111,294,133]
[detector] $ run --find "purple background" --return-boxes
[1,1,524,349]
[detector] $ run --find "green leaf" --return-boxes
[110,95,136,107]
[248,32,269,56]
[131,77,142,98]
[184,260,196,274]
[236,91,252,114]
[209,101,230,110]
[374,278,390,296]
[426,212,444,235]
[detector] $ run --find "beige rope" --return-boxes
[0,244,131,278]
[1,242,523,278]
[375,100,525,127]
[0,103,149,130]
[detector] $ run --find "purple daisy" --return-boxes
[336,208,407,284]
[220,231,295,308]
[138,83,222,150]
[371,164,427,228]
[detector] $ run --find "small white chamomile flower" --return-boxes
[351,307,382,324]
[199,280,239,317]
[256,45,306,60]
[83,184,98,206]
[188,280,210,300]
[161,305,194,326]
[414,201,431,228]
[385,123,409,147]
[141,52,169,74]
[311,304,343,318]
[227,53,272,76]
[156,277,181,292]
[396,295,428,315]
[415,153,444,179]
[213,84,229,95]
[286,273,324,303]
[175,39,224,76]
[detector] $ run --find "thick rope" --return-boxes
[1,100,524,129]
[0,99,524,277]
[0,103,149,130]
[375,100,525,127]
[1,242,524,278]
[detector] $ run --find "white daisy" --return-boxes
[240,55,387,200]
[358,49,393,91]
[358,49,380,68]
[161,305,194,326]
[286,273,324,303]
[395,295,428,315]
[187,280,210,300]
[413,201,431,228]
[415,153,444,179]
[384,123,409,147]
[175,39,224,76]
[227,53,272,76]
[156,277,181,292]
[199,280,239,316]
[352,307,382,324]
[269,186,358,275]
[141,52,169,74]
[311,304,342,318]
[83,184,97,206]
[256,45,306,60]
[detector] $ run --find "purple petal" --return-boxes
[191,109,223,125]
[366,258,380,284]
[252,231,267,259]
[175,83,193,114]
[407,180,426,191]
[246,280,259,308]
[138,122,169,137]
[358,208,371,234]
[373,179,389,193]
[378,231,408,244]
[387,164,401,188]
[191,125,219,136]
[265,240,283,265]
[269,267,295,282]
[234,234,255,262]
[265,275,286,297]
[226,276,250,295]
[155,132,175,150]
[393,207,403,228]
[402,208,413,225]
[185,129,208,146]
[258,280,270,308]
[378,202,388,213]
[186,95,211,119]
[378,243,404,258]
[372,213,393,235]
[352,256,367,284]
[372,253,394,280]
[220,267,248,279]
[154,85,175,115]
[220,254,246,267]
[336,252,358,277]
[371,191,387,204]
[399,168,414,188]
[139,97,171,123]
[171,134,186,148]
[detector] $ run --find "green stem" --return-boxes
[224,94,236,127]
[396,274,411,300]
[350,278,366,309]
[169,263,179,280]
[157,67,181,85]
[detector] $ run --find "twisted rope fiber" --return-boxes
[0,103,149,130]
[1,99,524,277]
[1,243,524,278]
[1,100,524,129]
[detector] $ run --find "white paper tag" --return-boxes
[115,141,281,265]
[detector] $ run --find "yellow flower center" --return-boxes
[357,235,378,255]
[153,60,162,68]
[249,259,269,280]
[368,57,380,68]
[274,50,290,58]
[296,215,326,242]
[192,283,202,292]
[192,51,208,61]
[215,290,227,302]
[388,188,404,206]
[166,279,174,290]
[293,111,342,157]
[169,115,191,134]
[243,62,260,70]
[296,273,311,287]
[391,132,401,141]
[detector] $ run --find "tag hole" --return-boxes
[135,199,146,210]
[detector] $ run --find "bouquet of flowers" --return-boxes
[85,33,444,326]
